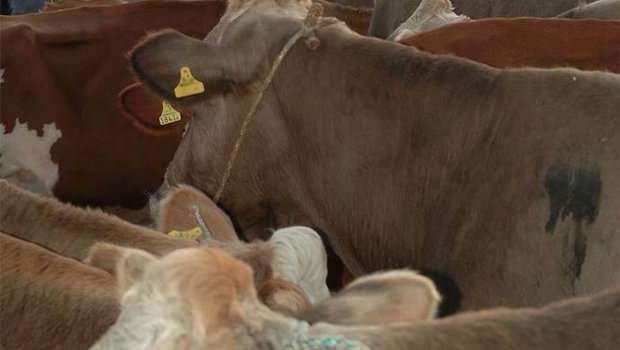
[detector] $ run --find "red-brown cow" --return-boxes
[0,0,224,208]
[398,18,620,73]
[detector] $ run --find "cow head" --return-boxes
[300,270,440,325]
[91,247,263,350]
[129,0,314,104]
[91,246,440,349]
[130,0,343,239]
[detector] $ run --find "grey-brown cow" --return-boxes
[370,0,597,37]
[131,0,620,309]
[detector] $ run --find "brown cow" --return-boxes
[558,0,620,19]
[90,246,620,350]
[370,0,597,38]
[90,247,441,349]
[131,0,620,309]
[0,180,328,309]
[0,232,119,350]
[154,184,238,241]
[0,0,224,208]
[398,18,620,73]
[0,180,195,261]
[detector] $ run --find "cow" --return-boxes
[0,180,195,260]
[89,247,441,350]
[0,232,119,350]
[370,0,598,38]
[0,180,330,308]
[558,0,620,19]
[398,18,620,73]
[90,245,620,350]
[0,0,225,208]
[154,183,239,241]
[130,0,620,310]
[388,0,470,40]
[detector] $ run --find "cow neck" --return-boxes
[216,3,254,44]
[212,4,339,204]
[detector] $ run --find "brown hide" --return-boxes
[156,184,238,241]
[370,0,597,38]
[0,181,276,291]
[0,180,196,261]
[399,18,620,73]
[0,0,225,208]
[0,232,118,350]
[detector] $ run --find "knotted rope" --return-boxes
[213,3,337,203]
[284,321,369,350]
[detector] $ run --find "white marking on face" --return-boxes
[0,68,4,84]
[0,120,62,196]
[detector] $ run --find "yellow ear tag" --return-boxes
[174,67,205,98]
[167,227,203,240]
[159,100,182,125]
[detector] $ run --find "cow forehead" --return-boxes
[214,0,311,43]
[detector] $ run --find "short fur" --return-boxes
[258,278,311,316]
[0,180,195,261]
[0,232,119,350]
[317,0,373,35]
[156,184,238,242]
[301,270,441,325]
[370,0,597,37]
[388,0,470,40]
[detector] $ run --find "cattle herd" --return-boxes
[1,0,620,349]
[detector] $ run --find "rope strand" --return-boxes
[214,4,334,203]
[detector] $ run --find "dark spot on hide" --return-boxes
[544,162,601,279]
[544,163,601,233]
[419,268,463,317]
[312,227,344,292]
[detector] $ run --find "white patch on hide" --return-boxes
[269,227,331,304]
[0,120,62,196]
[0,68,5,84]
[388,0,470,40]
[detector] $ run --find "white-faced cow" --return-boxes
[90,246,620,350]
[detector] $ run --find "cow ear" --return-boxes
[84,242,126,275]
[116,248,158,293]
[86,243,158,293]
[130,30,214,104]
[301,270,440,325]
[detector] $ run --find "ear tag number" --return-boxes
[174,67,205,98]
[159,100,182,125]
[167,227,203,240]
